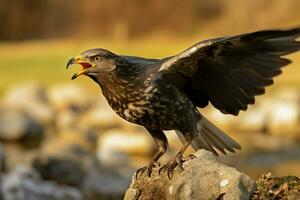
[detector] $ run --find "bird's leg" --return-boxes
[159,132,192,179]
[136,129,168,179]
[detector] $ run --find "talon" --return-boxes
[147,169,152,177]
[167,169,174,179]
[177,159,183,171]
[158,153,188,179]
[146,162,156,177]
[136,161,160,179]
[217,193,226,200]
[135,167,146,180]
[158,159,178,179]
[158,165,167,175]
[166,160,178,179]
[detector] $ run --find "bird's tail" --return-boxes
[175,116,241,155]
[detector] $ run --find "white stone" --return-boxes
[220,179,229,187]
[97,129,154,168]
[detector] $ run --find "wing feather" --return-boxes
[158,27,300,115]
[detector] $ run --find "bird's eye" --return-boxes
[94,56,101,61]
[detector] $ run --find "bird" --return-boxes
[67,27,300,179]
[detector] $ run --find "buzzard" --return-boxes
[67,27,300,179]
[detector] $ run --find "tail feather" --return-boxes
[175,116,241,156]
[196,133,219,155]
[201,129,227,154]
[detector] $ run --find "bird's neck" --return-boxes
[92,65,147,110]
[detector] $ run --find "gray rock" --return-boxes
[97,129,154,171]
[124,150,255,200]
[32,157,85,187]
[1,165,82,200]
[0,144,4,172]
[0,180,2,200]
[47,84,94,111]
[83,165,131,200]
[3,83,53,126]
[78,102,123,131]
[0,110,44,147]
[37,129,95,173]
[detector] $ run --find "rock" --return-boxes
[78,101,123,131]
[250,173,300,200]
[97,129,154,169]
[232,104,268,133]
[2,82,53,126]
[48,84,95,131]
[47,83,94,111]
[83,165,131,200]
[55,109,80,131]
[1,165,82,200]
[124,150,255,200]
[0,144,5,172]
[32,157,85,187]
[0,110,44,147]
[0,143,38,172]
[266,99,300,138]
[33,130,94,186]
[40,129,95,160]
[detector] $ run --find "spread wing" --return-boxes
[158,27,300,115]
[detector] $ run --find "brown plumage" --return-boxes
[67,27,300,179]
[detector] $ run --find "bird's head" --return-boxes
[66,48,126,80]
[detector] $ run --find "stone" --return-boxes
[1,165,82,200]
[82,165,131,200]
[78,101,123,131]
[232,105,267,133]
[32,157,86,187]
[97,129,154,169]
[40,129,95,160]
[34,130,94,184]
[124,150,255,200]
[2,82,53,126]
[0,144,5,172]
[0,110,44,147]
[55,110,80,131]
[47,83,94,111]
[266,99,300,138]
[0,143,38,172]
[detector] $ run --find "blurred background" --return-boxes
[0,0,300,199]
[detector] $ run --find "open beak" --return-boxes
[66,56,95,80]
